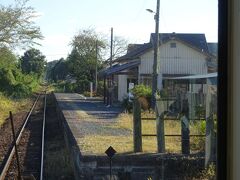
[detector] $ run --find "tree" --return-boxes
[0,47,38,97]
[71,29,106,58]
[0,48,18,91]
[20,48,46,78]
[111,36,128,59]
[67,28,106,92]
[0,0,43,49]
[45,60,58,81]
[47,58,69,82]
[0,47,18,69]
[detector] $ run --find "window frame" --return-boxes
[217,0,228,179]
[170,42,177,48]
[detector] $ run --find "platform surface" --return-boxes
[54,93,129,155]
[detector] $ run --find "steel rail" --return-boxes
[40,92,46,180]
[0,94,41,180]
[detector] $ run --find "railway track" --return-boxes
[0,92,46,180]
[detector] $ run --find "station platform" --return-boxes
[54,93,124,155]
[54,93,204,180]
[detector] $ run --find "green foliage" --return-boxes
[0,47,40,98]
[131,84,152,107]
[0,68,16,91]
[121,85,152,113]
[199,163,216,179]
[131,84,152,98]
[50,81,77,93]
[67,28,106,93]
[47,58,69,82]
[0,47,17,69]
[67,49,91,93]
[11,83,31,98]
[20,48,46,78]
[50,82,65,93]
[64,82,77,93]
[45,60,58,81]
[0,93,14,125]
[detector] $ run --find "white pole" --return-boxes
[90,82,93,98]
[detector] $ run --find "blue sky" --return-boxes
[2,0,218,61]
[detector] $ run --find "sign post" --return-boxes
[105,146,116,180]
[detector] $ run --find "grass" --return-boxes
[0,93,32,126]
[75,110,205,155]
[75,112,134,155]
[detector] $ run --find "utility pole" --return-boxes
[110,27,113,68]
[108,27,113,106]
[151,0,160,109]
[95,40,98,92]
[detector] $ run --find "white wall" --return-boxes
[118,75,127,101]
[139,40,208,75]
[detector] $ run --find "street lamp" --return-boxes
[146,0,160,109]
[146,9,154,13]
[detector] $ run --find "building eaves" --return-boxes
[115,33,215,63]
[151,33,210,53]
[115,43,152,62]
[99,61,140,77]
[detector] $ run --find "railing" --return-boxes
[132,92,217,166]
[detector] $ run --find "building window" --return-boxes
[170,42,176,48]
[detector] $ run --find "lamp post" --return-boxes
[147,0,164,154]
[95,40,98,92]
[147,0,160,109]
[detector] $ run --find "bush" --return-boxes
[0,68,15,92]
[190,120,206,151]
[64,82,77,93]
[0,67,40,98]
[10,83,31,98]
[199,163,216,179]
[131,84,151,98]
[121,85,152,113]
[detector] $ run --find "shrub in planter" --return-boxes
[131,84,152,111]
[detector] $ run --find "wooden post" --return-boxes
[107,78,110,106]
[205,92,216,166]
[103,76,106,104]
[133,98,142,152]
[181,98,190,155]
[188,79,196,120]
[9,111,22,180]
[156,99,165,153]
